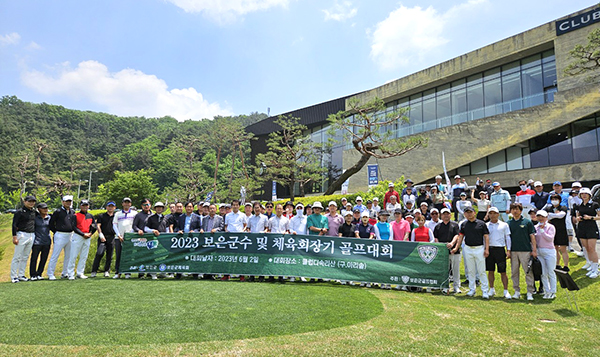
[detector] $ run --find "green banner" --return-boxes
[121,232,449,288]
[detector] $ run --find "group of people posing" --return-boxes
[10,176,599,301]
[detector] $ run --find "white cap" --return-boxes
[62,195,74,201]
[536,210,548,217]
[295,203,304,209]
[579,187,592,196]
[341,197,347,201]
[154,202,165,207]
[420,202,428,207]
[361,211,370,217]
[572,182,582,188]
[440,208,451,214]
[346,203,352,208]
[372,197,379,201]
[328,201,337,207]
[488,207,499,213]
[454,175,461,179]
[312,201,323,209]
[356,196,363,201]
[435,175,442,180]
[343,210,353,216]
[534,181,543,187]
[388,183,394,187]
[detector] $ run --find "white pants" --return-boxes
[10,232,34,278]
[47,232,72,278]
[463,245,489,293]
[538,247,557,294]
[68,233,91,277]
[449,253,461,289]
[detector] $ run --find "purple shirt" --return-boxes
[326,213,344,237]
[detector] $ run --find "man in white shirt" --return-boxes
[224,200,247,233]
[289,203,307,235]
[267,203,290,234]
[486,207,512,299]
[246,201,268,233]
[372,197,381,215]
[386,195,402,213]
[112,197,137,279]
[425,208,441,230]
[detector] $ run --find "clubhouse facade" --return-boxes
[247,5,600,199]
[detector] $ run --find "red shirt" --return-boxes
[413,226,431,242]
[384,190,401,207]
[75,212,94,234]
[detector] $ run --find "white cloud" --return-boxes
[165,0,289,23]
[0,32,21,46]
[369,0,487,70]
[21,60,232,121]
[26,41,42,50]
[322,1,357,22]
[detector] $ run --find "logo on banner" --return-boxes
[367,164,378,186]
[418,245,439,264]
[401,275,410,284]
[132,238,148,247]
[159,263,167,272]
[138,264,146,272]
[146,240,159,250]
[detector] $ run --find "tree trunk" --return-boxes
[323,153,371,195]
[237,142,249,179]
[299,181,305,197]
[228,151,236,194]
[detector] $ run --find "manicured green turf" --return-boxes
[0,279,382,346]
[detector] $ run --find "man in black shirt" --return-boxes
[434,207,461,293]
[91,201,116,278]
[47,195,77,280]
[132,198,153,235]
[531,181,549,211]
[339,211,358,238]
[167,202,184,232]
[10,195,37,283]
[146,202,168,234]
[30,202,52,281]
[459,206,490,298]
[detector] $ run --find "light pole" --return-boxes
[77,179,88,203]
[88,170,98,201]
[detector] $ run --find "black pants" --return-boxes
[30,244,50,277]
[452,198,460,221]
[114,238,122,274]
[91,238,114,273]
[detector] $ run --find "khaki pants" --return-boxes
[511,251,534,294]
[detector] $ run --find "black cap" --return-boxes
[463,206,475,212]
[80,200,90,206]
[37,202,48,209]
[404,179,413,183]
[379,210,391,216]
[366,200,373,204]
[353,209,360,213]
[285,201,294,207]
[24,195,37,202]
[394,208,403,214]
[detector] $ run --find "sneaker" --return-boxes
[48,275,56,281]
[466,290,476,297]
[402,286,408,291]
[30,276,38,281]
[546,293,556,299]
[37,276,44,280]
[18,276,29,282]
[366,283,372,288]
[488,288,495,297]
[11,278,19,283]
[104,272,110,278]
[300,277,308,282]
[113,274,120,279]
[68,276,75,280]
[542,292,549,299]
[576,250,584,257]
[526,293,534,301]
[90,272,97,278]
[61,274,68,279]
[504,290,511,299]
[442,288,449,294]
[454,287,462,294]
[289,277,296,282]
[589,271,599,279]
[125,274,131,279]
[512,292,521,299]
[586,269,593,277]
[482,292,489,299]
[77,274,88,279]
[582,262,591,270]
[151,274,158,280]
[568,246,575,252]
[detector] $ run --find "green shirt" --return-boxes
[508,216,536,252]
[307,214,329,235]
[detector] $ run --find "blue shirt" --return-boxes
[546,190,569,207]
[353,204,367,213]
[376,222,391,240]
[184,214,192,233]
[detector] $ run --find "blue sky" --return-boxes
[0,0,595,120]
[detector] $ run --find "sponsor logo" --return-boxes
[418,245,439,264]
[132,238,148,248]
[138,264,146,272]
[159,264,167,272]
[401,275,410,284]
[146,240,159,250]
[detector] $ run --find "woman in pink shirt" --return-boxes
[534,210,557,299]
[391,208,410,241]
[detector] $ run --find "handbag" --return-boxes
[527,256,543,281]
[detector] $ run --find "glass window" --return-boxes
[467,83,484,120]
[547,127,573,166]
[484,67,501,80]
[467,73,483,85]
[506,146,523,171]
[457,165,470,176]
[436,92,451,125]
[542,59,557,89]
[530,135,550,168]
[488,151,506,173]
[502,71,522,111]
[484,77,502,117]
[409,101,423,133]
[521,54,542,69]
[522,147,531,169]
[572,118,599,163]
[451,87,467,125]
[502,61,520,75]
[422,95,436,131]
[471,157,487,174]
[451,78,466,89]
[521,65,543,106]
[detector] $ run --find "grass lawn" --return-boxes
[0,215,599,356]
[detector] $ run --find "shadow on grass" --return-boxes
[553,308,580,317]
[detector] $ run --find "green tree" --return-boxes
[255,115,326,201]
[324,97,426,195]
[565,27,600,80]
[95,170,158,208]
